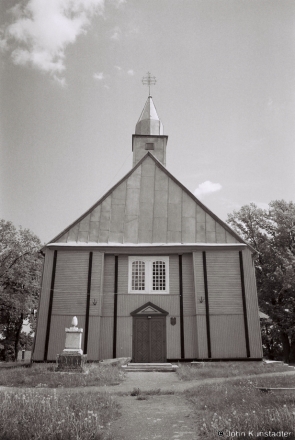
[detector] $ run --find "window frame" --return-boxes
[128,256,169,294]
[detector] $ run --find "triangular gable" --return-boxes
[48,152,248,248]
[130,302,169,316]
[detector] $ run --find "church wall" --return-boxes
[33,248,54,361]
[182,253,198,358]
[242,248,263,358]
[192,249,262,359]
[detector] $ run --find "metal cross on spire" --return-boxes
[142,72,157,97]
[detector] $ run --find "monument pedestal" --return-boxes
[56,352,87,372]
[56,316,87,372]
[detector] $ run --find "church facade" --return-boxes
[33,96,262,362]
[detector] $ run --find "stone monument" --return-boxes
[56,316,87,372]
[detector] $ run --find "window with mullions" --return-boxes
[128,257,169,294]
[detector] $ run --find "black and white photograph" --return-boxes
[0,0,295,439]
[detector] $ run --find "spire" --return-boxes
[135,96,164,135]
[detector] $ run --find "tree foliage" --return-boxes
[0,220,43,361]
[227,200,295,363]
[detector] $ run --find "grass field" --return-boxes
[176,361,292,381]
[0,389,119,440]
[186,374,295,439]
[0,363,125,388]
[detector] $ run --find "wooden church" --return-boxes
[33,92,263,362]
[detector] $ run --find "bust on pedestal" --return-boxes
[56,316,87,372]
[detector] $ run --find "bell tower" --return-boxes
[132,73,168,167]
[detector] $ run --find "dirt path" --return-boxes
[111,393,199,440]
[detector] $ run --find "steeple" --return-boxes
[135,96,164,135]
[132,95,168,167]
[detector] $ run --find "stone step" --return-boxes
[122,363,178,372]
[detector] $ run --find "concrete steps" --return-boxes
[122,363,178,372]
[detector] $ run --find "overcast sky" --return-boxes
[1,0,294,244]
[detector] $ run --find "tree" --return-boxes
[227,200,295,363]
[0,220,43,361]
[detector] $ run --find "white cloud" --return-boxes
[194,181,222,199]
[127,69,134,76]
[93,71,104,80]
[110,27,121,40]
[104,84,110,89]
[1,0,105,80]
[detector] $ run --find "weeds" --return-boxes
[0,363,125,388]
[0,389,119,439]
[176,361,291,381]
[185,375,295,439]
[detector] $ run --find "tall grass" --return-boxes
[0,389,119,440]
[186,375,295,439]
[176,361,291,381]
[0,363,125,388]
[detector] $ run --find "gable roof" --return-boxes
[46,153,252,250]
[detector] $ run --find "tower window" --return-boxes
[128,256,169,293]
[145,143,154,150]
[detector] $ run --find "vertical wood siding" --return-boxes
[47,315,85,361]
[33,249,54,360]
[210,315,247,358]
[57,155,239,245]
[242,249,263,357]
[99,317,114,359]
[52,251,89,315]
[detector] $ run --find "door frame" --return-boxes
[131,302,168,363]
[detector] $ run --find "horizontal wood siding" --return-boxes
[102,255,115,316]
[33,249,54,360]
[196,315,208,358]
[87,317,101,360]
[118,255,128,293]
[206,251,244,314]
[167,317,181,359]
[89,252,104,316]
[182,253,195,316]
[87,252,104,360]
[117,294,179,317]
[52,251,89,315]
[116,317,133,357]
[99,317,113,359]
[193,252,206,315]
[210,315,247,358]
[169,255,179,295]
[184,316,198,358]
[242,249,263,357]
[47,315,85,361]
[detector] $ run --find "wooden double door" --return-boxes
[133,316,166,363]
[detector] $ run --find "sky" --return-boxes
[1,0,295,244]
